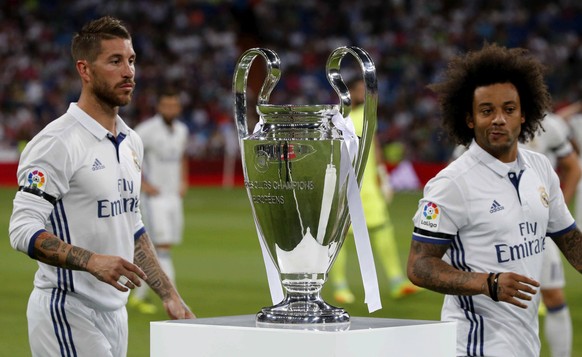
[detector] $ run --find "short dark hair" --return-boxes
[429,43,552,146]
[71,16,131,63]
[158,86,180,99]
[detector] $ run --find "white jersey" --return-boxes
[412,141,575,357]
[570,114,582,154]
[134,115,188,245]
[570,114,582,223]
[522,113,573,289]
[134,115,188,196]
[523,113,573,167]
[9,103,145,311]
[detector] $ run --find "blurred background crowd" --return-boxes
[1,0,582,164]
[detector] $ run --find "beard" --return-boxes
[92,75,133,108]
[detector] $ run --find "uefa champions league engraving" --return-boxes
[233,46,377,325]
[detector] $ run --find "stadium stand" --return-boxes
[1,1,582,185]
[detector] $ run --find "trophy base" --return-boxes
[255,293,350,329]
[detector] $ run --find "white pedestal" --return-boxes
[151,315,456,357]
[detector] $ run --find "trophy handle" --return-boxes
[326,46,378,184]
[233,48,281,140]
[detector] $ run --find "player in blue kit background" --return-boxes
[406,43,582,357]
[8,16,194,357]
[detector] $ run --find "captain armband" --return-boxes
[19,186,57,206]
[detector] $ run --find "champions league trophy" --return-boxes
[233,46,377,326]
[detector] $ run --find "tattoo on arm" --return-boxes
[554,228,582,274]
[65,247,93,270]
[34,233,94,271]
[410,240,485,296]
[134,232,173,300]
[38,237,62,265]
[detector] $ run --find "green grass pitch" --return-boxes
[0,187,580,356]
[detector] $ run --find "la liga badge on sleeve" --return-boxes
[420,201,440,231]
[26,169,47,190]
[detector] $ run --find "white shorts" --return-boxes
[142,194,184,245]
[540,239,565,289]
[27,288,128,357]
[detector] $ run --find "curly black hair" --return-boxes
[428,43,552,146]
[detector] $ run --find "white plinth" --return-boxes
[151,315,456,357]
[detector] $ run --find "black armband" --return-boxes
[19,186,57,206]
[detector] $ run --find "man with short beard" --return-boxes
[9,16,194,357]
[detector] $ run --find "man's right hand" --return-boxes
[87,254,148,292]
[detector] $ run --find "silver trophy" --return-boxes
[233,46,377,325]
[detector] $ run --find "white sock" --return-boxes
[156,249,175,285]
[544,304,572,357]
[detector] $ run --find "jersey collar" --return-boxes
[468,139,529,177]
[67,103,131,140]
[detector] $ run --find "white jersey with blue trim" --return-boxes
[412,141,575,357]
[134,114,188,196]
[523,113,573,166]
[570,114,582,224]
[9,103,145,311]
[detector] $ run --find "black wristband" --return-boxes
[491,272,502,302]
[486,272,495,299]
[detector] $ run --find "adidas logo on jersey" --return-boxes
[489,200,504,213]
[92,158,105,171]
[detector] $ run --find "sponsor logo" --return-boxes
[490,200,504,213]
[420,202,440,230]
[92,158,105,171]
[27,169,46,190]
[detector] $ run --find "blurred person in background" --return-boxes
[407,43,582,357]
[330,77,422,304]
[570,113,582,224]
[522,113,580,357]
[130,87,189,314]
[555,100,582,225]
[8,16,194,357]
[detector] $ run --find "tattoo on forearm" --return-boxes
[556,228,582,273]
[65,247,93,270]
[134,233,173,299]
[410,241,484,296]
[34,234,93,271]
[37,236,65,265]
[40,238,60,251]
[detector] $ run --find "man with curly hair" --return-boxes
[406,43,582,356]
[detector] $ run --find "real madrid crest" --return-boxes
[132,150,141,172]
[539,186,549,208]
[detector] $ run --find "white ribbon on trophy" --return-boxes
[253,109,382,313]
[331,109,381,313]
